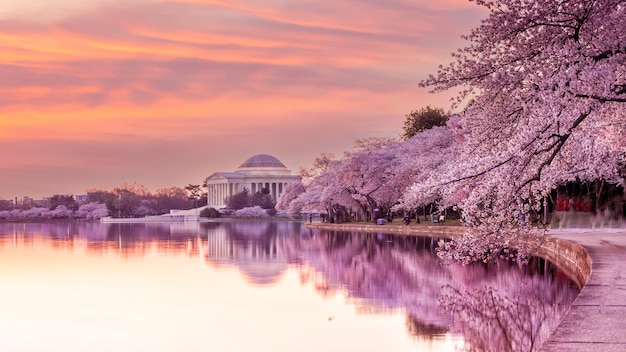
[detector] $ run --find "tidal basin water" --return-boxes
[0,221,579,352]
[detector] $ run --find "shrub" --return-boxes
[200,207,222,218]
[233,206,269,218]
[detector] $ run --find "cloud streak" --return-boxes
[0,0,486,198]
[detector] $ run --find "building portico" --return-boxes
[206,154,301,209]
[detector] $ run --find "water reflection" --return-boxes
[277,230,578,351]
[0,222,578,352]
[204,221,291,285]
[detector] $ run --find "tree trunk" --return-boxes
[594,179,604,214]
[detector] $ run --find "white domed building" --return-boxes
[205,154,301,209]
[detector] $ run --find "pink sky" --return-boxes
[0,0,486,199]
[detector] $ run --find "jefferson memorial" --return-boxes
[206,154,301,209]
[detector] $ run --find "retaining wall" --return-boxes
[304,223,592,289]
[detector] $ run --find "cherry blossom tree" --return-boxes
[288,131,465,222]
[0,202,110,220]
[0,209,21,219]
[299,153,335,185]
[407,0,626,261]
[20,207,49,218]
[0,198,12,211]
[333,138,400,219]
[311,161,360,222]
[154,186,192,212]
[276,181,306,216]
[74,202,109,219]
[290,154,359,220]
[294,139,404,222]
[394,123,464,211]
[282,153,339,217]
[47,205,73,218]
[286,183,327,217]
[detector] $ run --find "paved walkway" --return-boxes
[541,228,626,352]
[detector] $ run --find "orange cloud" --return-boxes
[0,0,487,197]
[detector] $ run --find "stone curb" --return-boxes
[304,222,591,288]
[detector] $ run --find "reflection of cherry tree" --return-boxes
[278,230,578,351]
[404,314,448,340]
[439,273,577,352]
[441,261,577,351]
[281,233,452,320]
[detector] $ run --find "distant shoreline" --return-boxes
[0,218,99,223]
[0,217,305,224]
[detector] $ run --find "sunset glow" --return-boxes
[0,224,471,351]
[0,0,486,198]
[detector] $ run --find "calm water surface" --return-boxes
[0,221,578,352]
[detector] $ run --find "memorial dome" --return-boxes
[238,154,287,169]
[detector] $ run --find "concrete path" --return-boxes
[541,228,626,352]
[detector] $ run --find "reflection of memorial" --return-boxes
[203,222,301,285]
[0,221,303,286]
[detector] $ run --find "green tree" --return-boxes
[250,187,275,209]
[112,183,151,217]
[200,207,222,218]
[116,190,142,217]
[86,189,117,214]
[0,198,12,211]
[185,183,206,208]
[199,179,209,206]
[226,187,276,210]
[401,106,448,140]
[227,188,250,210]
[154,186,191,213]
[49,194,78,211]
